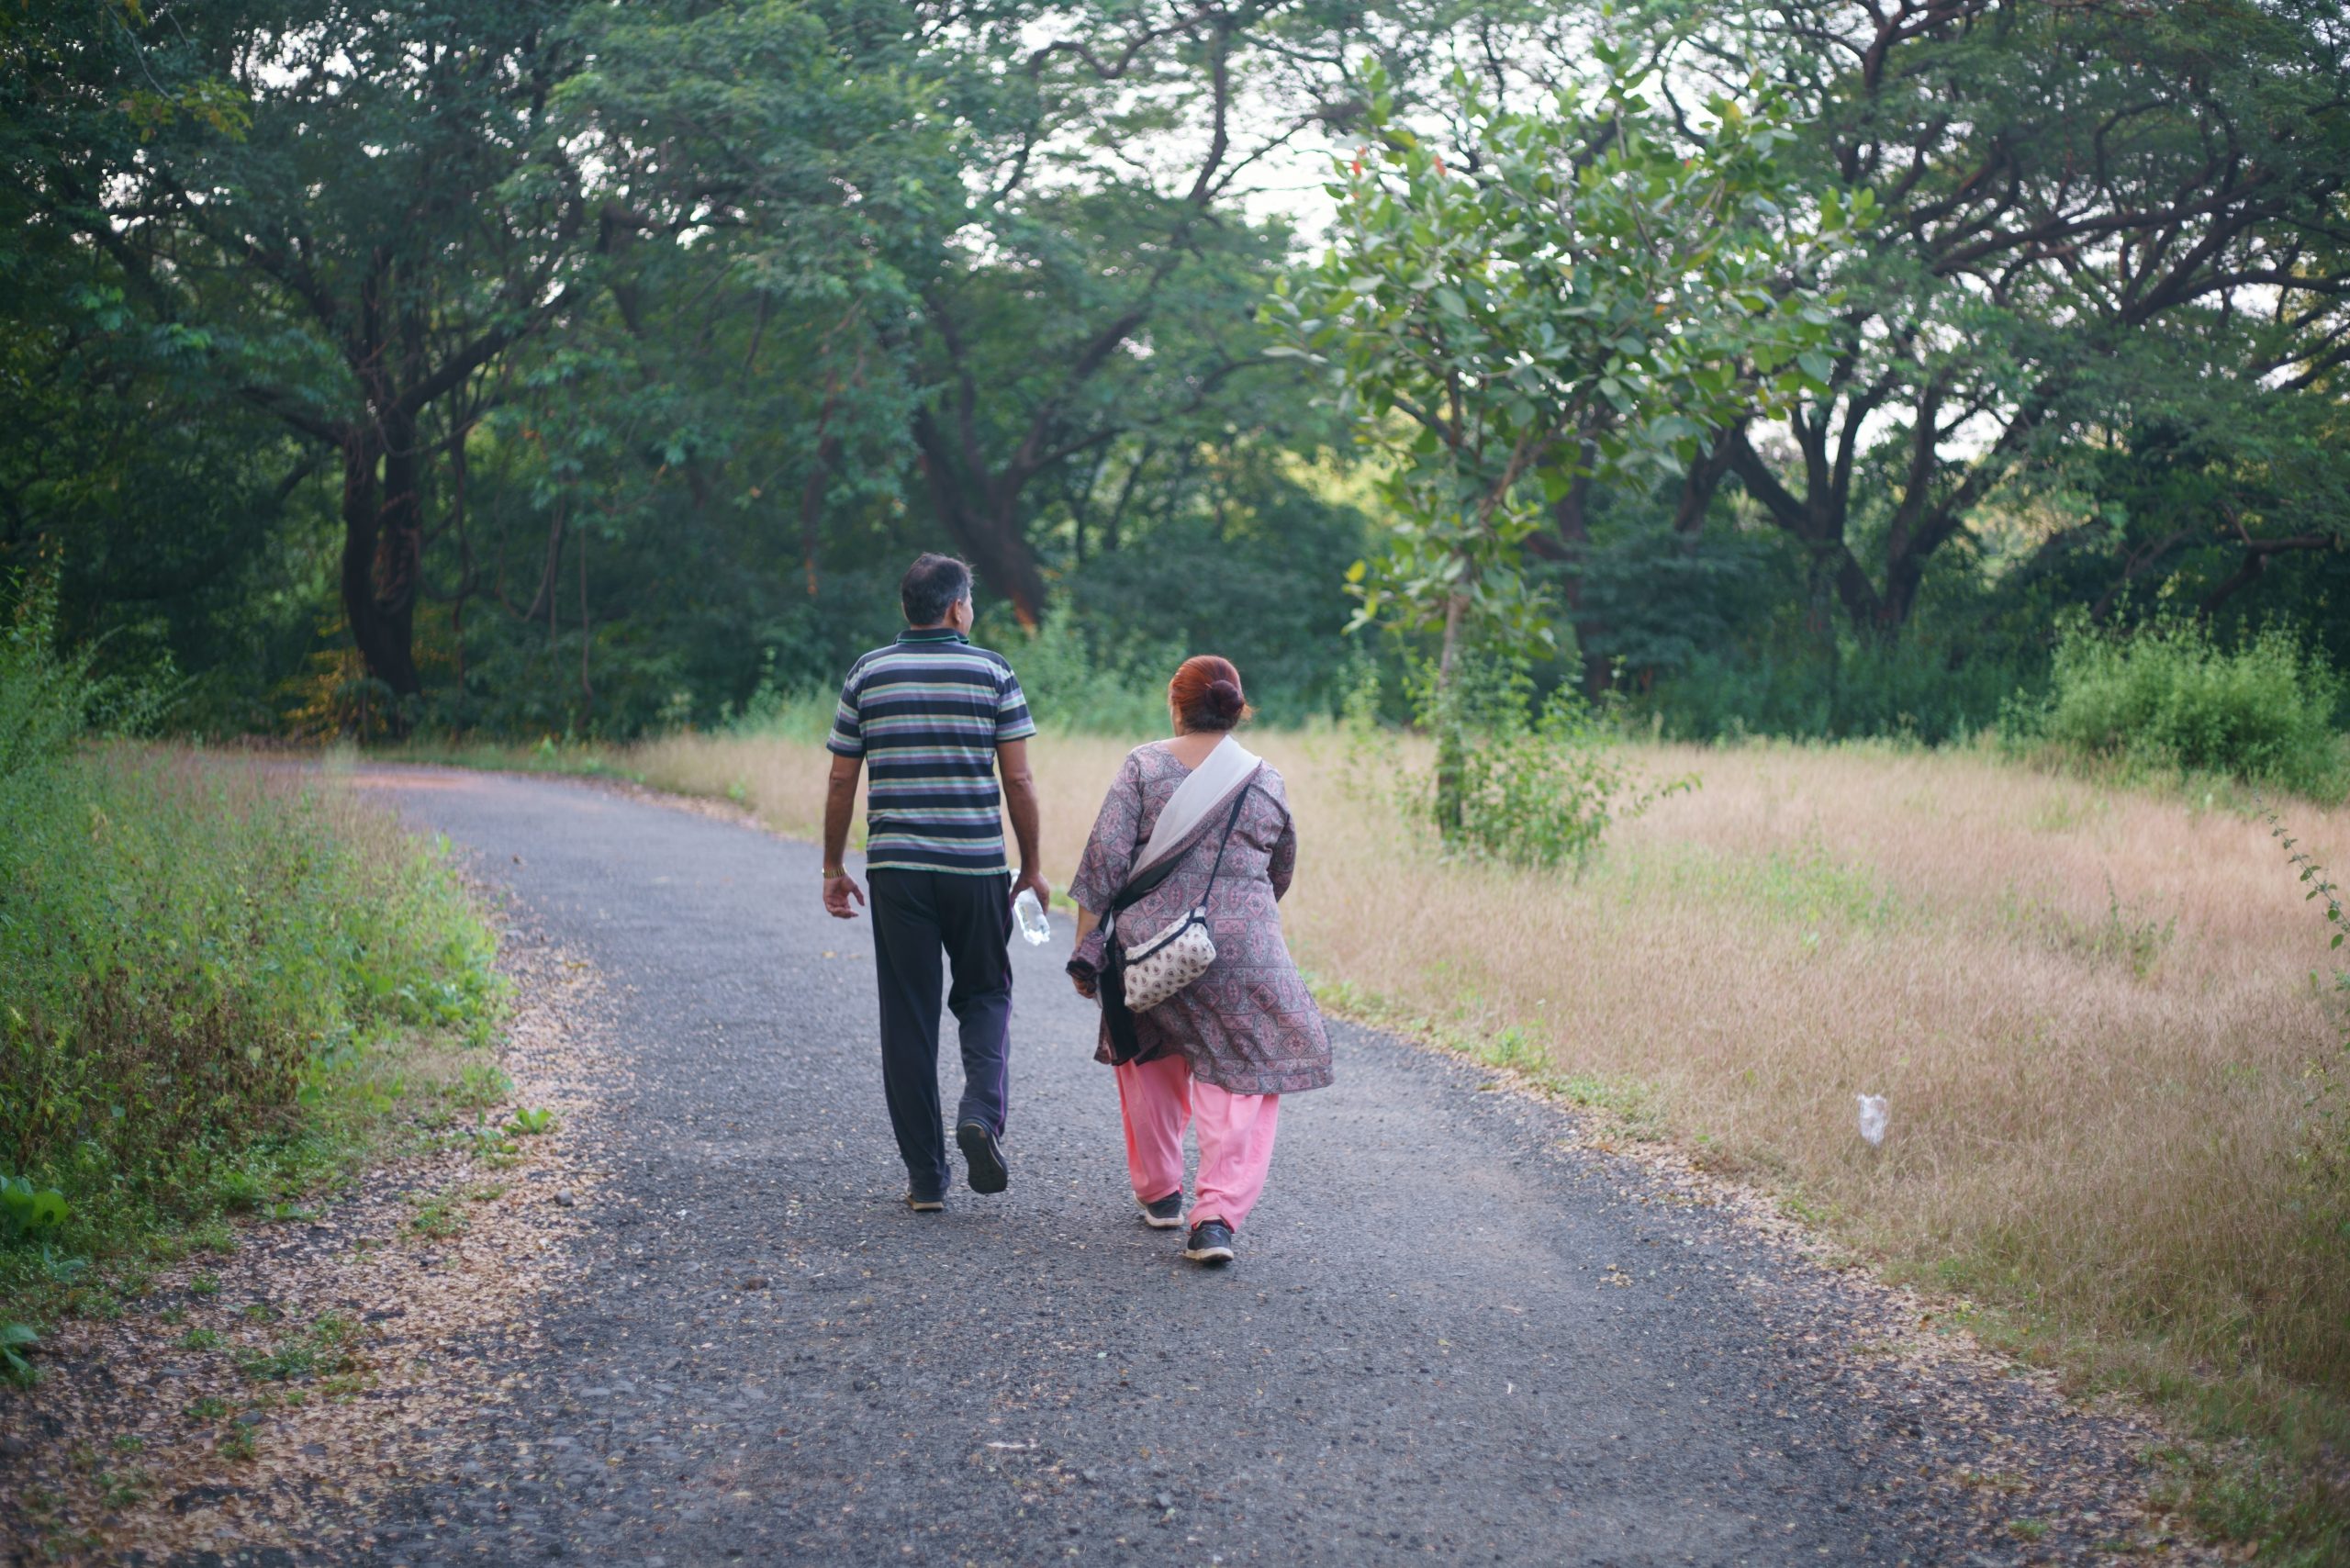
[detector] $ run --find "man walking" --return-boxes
[821,554,1048,1211]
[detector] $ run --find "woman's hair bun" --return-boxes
[1169,655,1252,731]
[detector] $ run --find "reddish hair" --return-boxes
[1169,655,1252,733]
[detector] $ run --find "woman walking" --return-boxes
[1067,655,1332,1265]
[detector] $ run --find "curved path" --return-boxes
[345,764,2172,1567]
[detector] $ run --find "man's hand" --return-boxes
[823,871,867,920]
[821,752,862,917]
[998,738,1045,916]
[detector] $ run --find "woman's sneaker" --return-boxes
[1140,1191,1185,1229]
[1183,1217,1236,1264]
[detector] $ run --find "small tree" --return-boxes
[1267,47,1863,826]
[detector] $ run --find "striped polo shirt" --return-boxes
[827,629,1037,874]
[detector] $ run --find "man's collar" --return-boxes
[898,627,968,644]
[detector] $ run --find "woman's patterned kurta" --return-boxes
[1069,744,1334,1096]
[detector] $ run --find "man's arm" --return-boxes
[999,738,1048,909]
[822,752,866,919]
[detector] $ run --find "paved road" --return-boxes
[344,765,2161,1567]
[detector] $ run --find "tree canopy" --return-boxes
[3,0,2344,738]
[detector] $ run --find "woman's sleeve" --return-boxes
[1269,802,1298,902]
[1069,755,1144,973]
[1069,752,1144,916]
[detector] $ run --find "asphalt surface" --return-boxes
[338,765,2166,1568]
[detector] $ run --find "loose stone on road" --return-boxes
[343,764,2199,1566]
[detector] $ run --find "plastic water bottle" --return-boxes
[1013,885,1051,946]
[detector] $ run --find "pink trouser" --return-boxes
[1114,1053,1281,1228]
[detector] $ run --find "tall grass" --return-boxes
[621,717,2350,1551]
[0,581,502,1333]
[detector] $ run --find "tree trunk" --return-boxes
[338,426,424,722]
[912,437,1049,628]
[911,417,1049,628]
[1672,436,1735,554]
[1433,588,1469,839]
[973,496,1050,630]
[1724,428,1886,633]
[799,435,837,600]
[1437,588,1467,682]
[1546,475,1611,696]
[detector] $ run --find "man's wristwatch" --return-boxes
[822,866,846,879]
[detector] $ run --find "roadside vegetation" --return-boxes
[0,580,504,1380]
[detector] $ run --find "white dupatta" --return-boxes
[1101,734,1262,943]
[1132,734,1262,879]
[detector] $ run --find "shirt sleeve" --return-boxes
[995,666,1037,743]
[826,664,865,757]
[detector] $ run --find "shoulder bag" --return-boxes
[1115,777,1257,1013]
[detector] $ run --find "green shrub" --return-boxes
[2010,615,2348,800]
[973,602,1176,736]
[0,1322,39,1385]
[0,575,501,1294]
[1,751,500,1190]
[1404,655,1696,869]
[2261,810,2347,1201]
[720,647,840,742]
[1645,628,2044,745]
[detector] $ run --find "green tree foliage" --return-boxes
[4,0,2346,751]
[410,0,957,729]
[1698,0,2350,638]
[1055,441,1375,720]
[5,0,632,715]
[1416,0,2350,748]
[897,0,1410,623]
[1270,49,1862,678]
[1270,44,1861,828]
[3,0,1380,733]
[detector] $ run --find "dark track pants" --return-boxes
[867,868,1013,1199]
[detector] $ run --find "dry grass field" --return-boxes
[629,720,2349,1518]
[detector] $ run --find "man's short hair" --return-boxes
[901,553,973,626]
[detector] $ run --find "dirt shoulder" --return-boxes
[0,922,614,1562]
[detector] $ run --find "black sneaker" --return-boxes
[1183,1217,1235,1264]
[1140,1191,1184,1229]
[957,1120,1008,1195]
[905,1193,945,1214]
